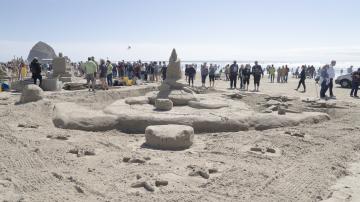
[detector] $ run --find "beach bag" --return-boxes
[126,79,133,86]
[1,83,9,91]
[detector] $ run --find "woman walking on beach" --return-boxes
[201,63,209,87]
[295,65,306,92]
[99,59,108,90]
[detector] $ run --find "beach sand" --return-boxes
[0,76,359,202]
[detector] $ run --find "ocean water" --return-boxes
[180,61,360,77]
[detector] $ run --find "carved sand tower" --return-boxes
[156,49,197,106]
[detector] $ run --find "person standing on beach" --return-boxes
[18,61,27,81]
[252,61,263,92]
[350,68,360,98]
[209,64,216,87]
[201,63,209,87]
[242,64,251,91]
[280,66,286,83]
[118,61,125,78]
[284,65,289,82]
[161,62,167,81]
[319,65,330,99]
[239,64,244,89]
[99,59,108,90]
[225,64,230,81]
[277,67,281,83]
[153,62,160,82]
[327,60,336,98]
[295,65,306,92]
[30,58,42,86]
[106,60,113,86]
[269,65,276,83]
[84,57,97,92]
[229,61,239,89]
[185,64,189,81]
[188,65,196,87]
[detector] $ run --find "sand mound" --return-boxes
[19,84,44,104]
[145,125,194,150]
[52,100,330,133]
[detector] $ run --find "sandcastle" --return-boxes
[52,49,330,134]
[155,49,197,107]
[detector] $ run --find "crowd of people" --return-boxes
[181,60,359,99]
[1,56,359,99]
[80,57,168,92]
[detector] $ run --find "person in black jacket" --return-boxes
[252,61,263,92]
[295,65,306,92]
[187,65,196,87]
[30,58,42,86]
[229,61,239,89]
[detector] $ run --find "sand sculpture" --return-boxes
[51,52,72,83]
[19,84,44,104]
[144,125,194,150]
[53,49,330,135]
[155,49,197,106]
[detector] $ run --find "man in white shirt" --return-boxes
[327,60,336,98]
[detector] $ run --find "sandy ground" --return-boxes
[0,75,359,202]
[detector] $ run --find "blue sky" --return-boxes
[1,0,360,62]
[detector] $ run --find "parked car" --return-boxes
[335,74,352,88]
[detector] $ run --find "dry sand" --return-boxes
[0,76,359,202]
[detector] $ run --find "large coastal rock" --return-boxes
[145,125,194,150]
[20,84,44,103]
[27,41,57,62]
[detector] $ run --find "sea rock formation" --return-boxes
[27,41,57,62]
